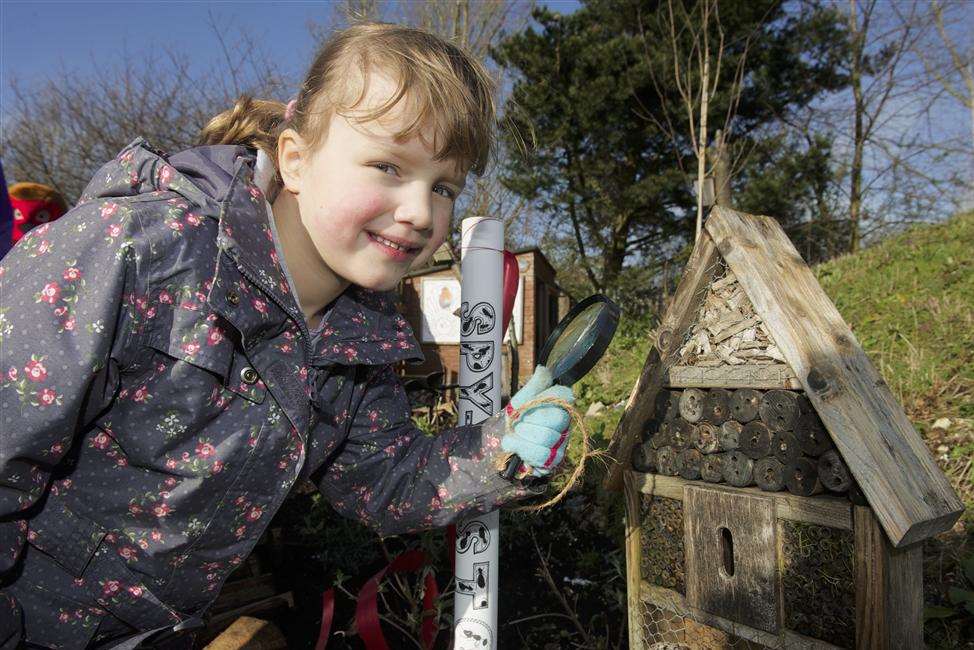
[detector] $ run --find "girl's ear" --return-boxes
[277,128,307,195]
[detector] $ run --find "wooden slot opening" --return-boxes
[719,526,735,577]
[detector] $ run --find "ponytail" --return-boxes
[198,96,286,161]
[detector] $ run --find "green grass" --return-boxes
[816,213,974,426]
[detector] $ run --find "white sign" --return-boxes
[420,277,462,344]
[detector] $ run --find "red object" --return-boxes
[355,549,440,650]
[502,250,519,338]
[315,588,335,650]
[8,183,67,244]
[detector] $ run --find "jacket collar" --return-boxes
[117,138,424,367]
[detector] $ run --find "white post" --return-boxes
[453,217,502,650]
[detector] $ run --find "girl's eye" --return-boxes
[372,162,399,176]
[434,185,456,200]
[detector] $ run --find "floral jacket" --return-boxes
[0,139,524,648]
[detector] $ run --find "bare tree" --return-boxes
[911,0,974,203]
[639,0,753,241]
[1,19,288,204]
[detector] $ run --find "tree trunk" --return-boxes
[696,57,710,241]
[713,129,732,207]
[848,0,865,253]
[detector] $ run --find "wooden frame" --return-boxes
[665,363,801,389]
[628,470,925,649]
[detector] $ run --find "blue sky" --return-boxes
[0,1,579,95]
[2,2,338,92]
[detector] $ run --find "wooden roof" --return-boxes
[605,207,964,547]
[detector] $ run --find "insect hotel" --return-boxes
[604,207,965,649]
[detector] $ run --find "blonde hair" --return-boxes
[199,23,496,176]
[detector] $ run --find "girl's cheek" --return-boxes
[331,187,387,227]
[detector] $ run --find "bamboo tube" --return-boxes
[754,456,787,492]
[721,451,755,487]
[759,389,801,432]
[729,388,761,423]
[785,457,824,496]
[717,421,742,451]
[700,454,724,483]
[692,422,720,454]
[741,421,773,459]
[676,448,703,480]
[679,388,706,423]
[818,449,852,492]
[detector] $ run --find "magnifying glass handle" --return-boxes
[501,454,522,481]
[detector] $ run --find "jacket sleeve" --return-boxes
[0,197,144,574]
[316,365,535,535]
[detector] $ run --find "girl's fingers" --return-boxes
[501,435,552,467]
[512,421,564,448]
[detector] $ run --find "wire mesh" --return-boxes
[641,600,772,650]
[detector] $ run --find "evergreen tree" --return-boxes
[494,0,848,300]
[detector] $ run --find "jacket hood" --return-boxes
[81,138,423,367]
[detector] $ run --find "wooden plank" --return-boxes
[685,485,778,633]
[706,207,963,546]
[665,363,801,389]
[632,471,852,530]
[640,582,845,650]
[604,234,721,492]
[854,506,924,649]
[623,472,646,650]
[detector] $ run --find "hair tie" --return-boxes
[284,99,297,121]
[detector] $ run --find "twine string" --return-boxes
[502,395,614,512]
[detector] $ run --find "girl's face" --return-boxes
[279,75,465,292]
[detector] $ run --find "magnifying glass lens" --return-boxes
[546,303,606,381]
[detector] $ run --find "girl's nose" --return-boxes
[394,186,434,231]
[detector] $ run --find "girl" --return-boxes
[0,22,573,649]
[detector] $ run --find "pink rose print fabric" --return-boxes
[0,139,531,648]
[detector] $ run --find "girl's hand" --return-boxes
[501,365,575,476]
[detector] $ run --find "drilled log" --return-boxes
[785,457,823,496]
[721,451,754,487]
[759,389,802,432]
[703,388,732,425]
[676,448,703,480]
[754,456,787,492]
[631,441,657,473]
[741,421,773,459]
[794,412,834,456]
[655,446,679,476]
[692,422,720,454]
[700,454,724,483]
[729,388,762,423]
[818,449,852,492]
[662,391,683,423]
[679,388,706,423]
[772,430,802,465]
[669,420,693,450]
[666,390,683,420]
[649,426,671,450]
[717,421,742,452]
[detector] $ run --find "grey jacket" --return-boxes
[0,139,524,648]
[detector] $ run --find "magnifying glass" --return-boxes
[502,293,621,480]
